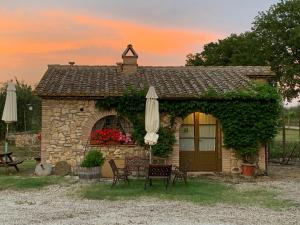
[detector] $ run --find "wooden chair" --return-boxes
[172,160,191,185]
[144,164,172,190]
[109,159,130,187]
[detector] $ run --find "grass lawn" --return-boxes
[0,160,74,191]
[271,128,300,159]
[275,129,299,142]
[82,179,296,210]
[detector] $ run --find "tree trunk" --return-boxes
[298,108,300,156]
[282,110,286,162]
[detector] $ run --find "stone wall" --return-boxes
[5,132,41,159]
[41,99,173,166]
[41,99,119,167]
[41,99,266,174]
[13,132,40,147]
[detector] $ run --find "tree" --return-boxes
[187,0,300,100]
[0,80,42,139]
[186,0,300,163]
[186,32,268,66]
[186,53,204,66]
[252,0,300,100]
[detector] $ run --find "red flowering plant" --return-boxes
[90,128,133,145]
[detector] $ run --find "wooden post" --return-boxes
[149,145,152,164]
[282,109,286,162]
[298,107,300,155]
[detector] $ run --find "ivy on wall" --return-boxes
[95,84,281,159]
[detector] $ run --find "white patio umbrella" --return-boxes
[2,81,17,154]
[144,86,159,163]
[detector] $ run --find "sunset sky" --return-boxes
[0,0,280,85]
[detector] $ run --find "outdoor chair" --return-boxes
[144,164,172,190]
[109,159,130,187]
[172,160,191,185]
[125,156,149,177]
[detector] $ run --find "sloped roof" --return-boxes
[35,65,273,99]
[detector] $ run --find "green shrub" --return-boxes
[96,84,281,158]
[235,146,259,163]
[81,150,105,168]
[152,127,176,157]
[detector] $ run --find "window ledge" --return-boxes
[90,144,137,147]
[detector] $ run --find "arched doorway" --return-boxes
[179,112,221,172]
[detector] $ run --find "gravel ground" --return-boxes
[0,164,299,225]
[0,184,299,225]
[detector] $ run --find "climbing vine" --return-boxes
[95,84,281,158]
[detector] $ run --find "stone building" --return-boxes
[36,44,274,177]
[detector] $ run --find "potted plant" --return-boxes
[237,147,258,177]
[78,150,105,181]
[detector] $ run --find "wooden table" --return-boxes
[0,152,24,172]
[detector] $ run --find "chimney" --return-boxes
[119,44,138,74]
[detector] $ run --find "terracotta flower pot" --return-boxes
[241,163,256,177]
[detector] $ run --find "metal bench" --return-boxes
[144,164,172,190]
[125,156,149,177]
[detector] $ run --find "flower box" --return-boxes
[90,128,133,145]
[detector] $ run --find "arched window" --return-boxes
[90,115,134,145]
[92,115,133,134]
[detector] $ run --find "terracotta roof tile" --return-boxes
[35,65,274,99]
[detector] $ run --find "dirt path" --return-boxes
[258,163,300,204]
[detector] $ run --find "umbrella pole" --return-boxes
[149,145,152,164]
[5,123,9,162]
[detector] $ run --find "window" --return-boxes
[90,115,134,145]
[179,112,217,151]
[198,113,216,151]
[92,115,133,134]
[179,113,194,151]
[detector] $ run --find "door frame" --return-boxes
[179,112,222,172]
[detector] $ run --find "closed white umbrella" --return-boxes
[2,81,17,154]
[144,86,159,163]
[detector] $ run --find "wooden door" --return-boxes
[179,112,221,172]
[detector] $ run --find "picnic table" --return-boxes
[0,152,24,172]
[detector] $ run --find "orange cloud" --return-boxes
[0,9,223,84]
[73,13,217,54]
